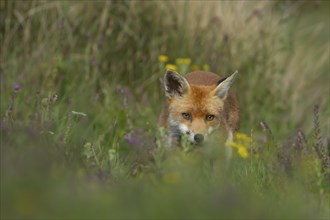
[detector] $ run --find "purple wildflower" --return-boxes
[124,128,145,148]
[124,128,154,149]
[13,84,21,92]
[257,135,267,143]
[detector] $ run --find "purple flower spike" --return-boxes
[124,128,144,147]
[13,84,21,92]
[124,128,154,149]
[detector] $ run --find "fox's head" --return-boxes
[163,70,237,144]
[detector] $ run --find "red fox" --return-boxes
[159,70,239,157]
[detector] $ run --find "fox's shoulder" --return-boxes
[185,71,225,86]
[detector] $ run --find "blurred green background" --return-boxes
[1,0,329,219]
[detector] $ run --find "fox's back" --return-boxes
[184,71,223,86]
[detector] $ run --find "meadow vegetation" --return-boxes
[1,1,329,219]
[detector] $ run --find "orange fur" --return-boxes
[159,70,239,146]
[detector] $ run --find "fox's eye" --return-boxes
[205,114,215,121]
[182,112,191,120]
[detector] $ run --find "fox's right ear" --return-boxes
[213,70,238,99]
[164,70,190,98]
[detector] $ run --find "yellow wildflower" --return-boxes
[227,141,245,149]
[203,64,210,71]
[165,64,177,71]
[235,132,252,143]
[228,140,250,158]
[163,171,181,184]
[238,143,246,149]
[158,55,169,63]
[191,65,200,71]
[238,146,249,158]
[227,141,238,148]
[176,58,191,65]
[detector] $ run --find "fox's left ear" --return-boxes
[213,70,238,99]
[164,69,190,98]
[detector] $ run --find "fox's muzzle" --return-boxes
[194,133,204,143]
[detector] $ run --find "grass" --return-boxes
[1,0,329,219]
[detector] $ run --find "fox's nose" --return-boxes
[194,134,204,143]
